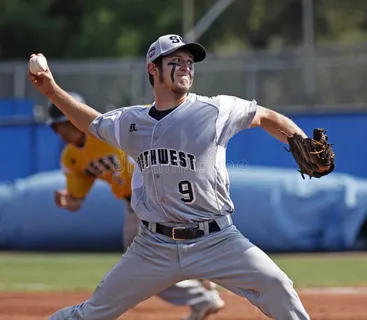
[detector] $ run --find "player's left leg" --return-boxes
[184,224,310,320]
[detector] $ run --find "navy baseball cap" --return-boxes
[146,34,207,65]
[46,92,86,126]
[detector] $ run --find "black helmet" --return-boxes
[46,92,86,127]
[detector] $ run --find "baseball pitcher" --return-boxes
[46,93,224,320]
[29,33,335,320]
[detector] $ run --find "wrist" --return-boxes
[45,83,62,99]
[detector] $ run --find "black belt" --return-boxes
[142,220,221,240]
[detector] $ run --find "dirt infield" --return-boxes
[1,288,366,320]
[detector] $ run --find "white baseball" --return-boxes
[29,55,48,75]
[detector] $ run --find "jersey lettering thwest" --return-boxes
[136,149,196,172]
[89,93,257,223]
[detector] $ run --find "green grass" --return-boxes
[1,252,367,292]
[0,252,121,292]
[273,253,367,287]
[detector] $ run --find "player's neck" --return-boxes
[153,88,188,111]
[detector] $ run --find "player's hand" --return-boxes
[28,53,57,96]
[54,189,68,207]
[54,190,84,212]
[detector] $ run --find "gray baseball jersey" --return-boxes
[89,93,257,223]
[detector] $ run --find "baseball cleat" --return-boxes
[181,294,225,320]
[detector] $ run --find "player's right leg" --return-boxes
[49,226,183,320]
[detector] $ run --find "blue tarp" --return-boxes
[229,166,367,252]
[0,171,123,251]
[0,167,366,252]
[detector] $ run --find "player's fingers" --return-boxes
[36,71,47,78]
[59,198,68,207]
[30,53,36,58]
[27,71,36,78]
[36,53,45,57]
[56,189,67,196]
[55,194,64,206]
[27,73,39,84]
[28,77,37,84]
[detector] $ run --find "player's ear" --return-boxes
[147,62,157,76]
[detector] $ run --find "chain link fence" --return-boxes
[2,43,367,121]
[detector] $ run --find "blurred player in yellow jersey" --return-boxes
[47,92,140,248]
[46,92,225,320]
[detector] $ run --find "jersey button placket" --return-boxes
[152,122,163,145]
[152,124,166,209]
[152,119,164,143]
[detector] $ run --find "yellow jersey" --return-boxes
[61,135,134,200]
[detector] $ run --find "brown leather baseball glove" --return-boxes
[281,128,335,179]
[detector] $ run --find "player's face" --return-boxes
[52,122,84,145]
[161,50,194,94]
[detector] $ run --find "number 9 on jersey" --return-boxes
[178,180,195,203]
